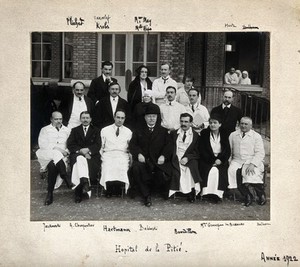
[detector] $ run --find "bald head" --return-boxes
[50,111,63,128]
[223,90,234,105]
[240,117,253,133]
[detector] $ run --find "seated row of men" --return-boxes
[36,105,266,208]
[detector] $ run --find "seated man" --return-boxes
[169,113,201,202]
[228,117,266,206]
[186,88,210,134]
[160,86,186,132]
[36,111,71,205]
[67,111,101,203]
[100,109,132,197]
[59,81,93,129]
[129,105,173,207]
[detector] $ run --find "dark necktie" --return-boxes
[116,127,120,137]
[162,77,169,84]
[242,132,246,138]
[224,106,229,117]
[149,127,154,133]
[169,102,172,106]
[79,97,82,101]
[56,127,59,131]
[182,131,187,142]
[191,105,195,112]
[105,78,110,85]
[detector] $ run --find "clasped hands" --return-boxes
[138,154,165,165]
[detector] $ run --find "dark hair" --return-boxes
[183,75,195,83]
[188,88,200,96]
[102,61,113,68]
[80,111,91,119]
[161,63,171,69]
[109,82,121,90]
[180,112,193,122]
[73,81,85,89]
[135,65,150,77]
[209,114,222,124]
[114,109,126,117]
[166,86,176,93]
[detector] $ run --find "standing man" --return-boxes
[186,88,210,134]
[152,63,177,106]
[224,67,239,85]
[169,113,201,202]
[160,86,186,132]
[100,109,132,197]
[59,81,93,129]
[129,105,173,207]
[88,61,118,104]
[93,82,131,130]
[210,90,242,133]
[36,111,71,205]
[67,111,101,203]
[228,117,266,206]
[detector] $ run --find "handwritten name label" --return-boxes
[115,242,187,254]
[174,228,197,234]
[94,15,110,29]
[134,16,152,32]
[257,222,271,226]
[242,24,259,30]
[66,16,84,28]
[103,225,131,232]
[69,222,95,230]
[139,224,158,231]
[225,23,237,28]
[261,252,299,266]
[200,222,245,230]
[43,223,61,232]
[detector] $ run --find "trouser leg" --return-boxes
[253,183,265,198]
[132,162,152,198]
[106,181,125,195]
[47,161,58,192]
[55,159,67,178]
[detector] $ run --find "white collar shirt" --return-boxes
[152,76,178,100]
[160,101,186,130]
[68,95,87,129]
[110,95,119,115]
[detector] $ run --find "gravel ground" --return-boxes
[30,160,270,221]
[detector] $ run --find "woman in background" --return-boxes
[240,71,252,85]
[128,65,152,113]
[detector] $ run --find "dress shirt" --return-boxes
[110,95,119,115]
[160,100,186,130]
[229,129,265,166]
[68,95,88,129]
[83,125,90,136]
[38,124,71,150]
[140,81,148,98]
[222,103,232,109]
[152,76,178,100]
[176,128,193,158]
[210,132,221,157]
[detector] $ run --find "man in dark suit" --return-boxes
[88,61,118,104]
[169,113,201,203]
[93,82,131,130]
[210,90,242,133]
[129,105,173,207]
[59,81,94,128]
[67,111,101,203]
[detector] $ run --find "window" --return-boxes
[31,32,52,78]
[63,32,74,79]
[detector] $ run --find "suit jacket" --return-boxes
[198,128,230,190]
[210,104,242,133]
[169,129,201,191]
[67,124,101,180]
[59,93,94,127]
[88,76,118,104]
[92,96,131,130]
[129,123,172,176]
[127,77,152,112]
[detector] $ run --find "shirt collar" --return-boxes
[74,94,83,101]
[113,124,123,130]
[167,100,175,105]
[110,95,119,101]
[102,74,109,81]
[222,103,231,109]
[177,127,192,135]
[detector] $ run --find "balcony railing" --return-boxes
[198,86,270,139]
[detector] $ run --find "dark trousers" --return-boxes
[47,159,67,192]
[131,161,169,198]
[236,168,265,198]
[106,181,125,195]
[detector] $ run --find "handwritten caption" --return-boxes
[224,23,259,30]
[134,16,152,32]
[261,252,299,266]
[66,16,84,28]
[94,15,110,29]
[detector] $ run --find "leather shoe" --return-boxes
[188,191,195,203]
[44,192,53,206]
[243,194,252,207]
[257,194,266,205]
[75,195,82,203]
[144,196,152,207]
